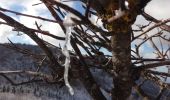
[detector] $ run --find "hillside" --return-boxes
[0,43,170,100]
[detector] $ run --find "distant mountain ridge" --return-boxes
[0,43,170,100]
[0,43,92,100]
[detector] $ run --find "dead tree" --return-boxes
[1,0,170,100]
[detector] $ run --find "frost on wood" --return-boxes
[62,14,80,95]
[107,1,129,23]
[62,26,74,95]
[125,1,129,10]
[114,0,130,20]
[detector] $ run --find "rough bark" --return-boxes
[109,0,151,99]
[111,29,132,100]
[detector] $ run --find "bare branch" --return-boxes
[0,7,59,23]
[137,60,170,70]
[133,18,170,40]
[147,70,170,77]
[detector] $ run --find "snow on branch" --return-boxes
[62,13,80,95]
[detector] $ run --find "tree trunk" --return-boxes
[111,29,132,100]
[109,1,151,99]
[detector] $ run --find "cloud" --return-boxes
[0,0,41,44]
[0,0,75,45]
[0,0,28,8]
[0,0,170,51]
[0,25,14,43]
[145,0,170,19]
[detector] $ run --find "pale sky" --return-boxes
[0,0,170,58]
[0,0,169,43]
